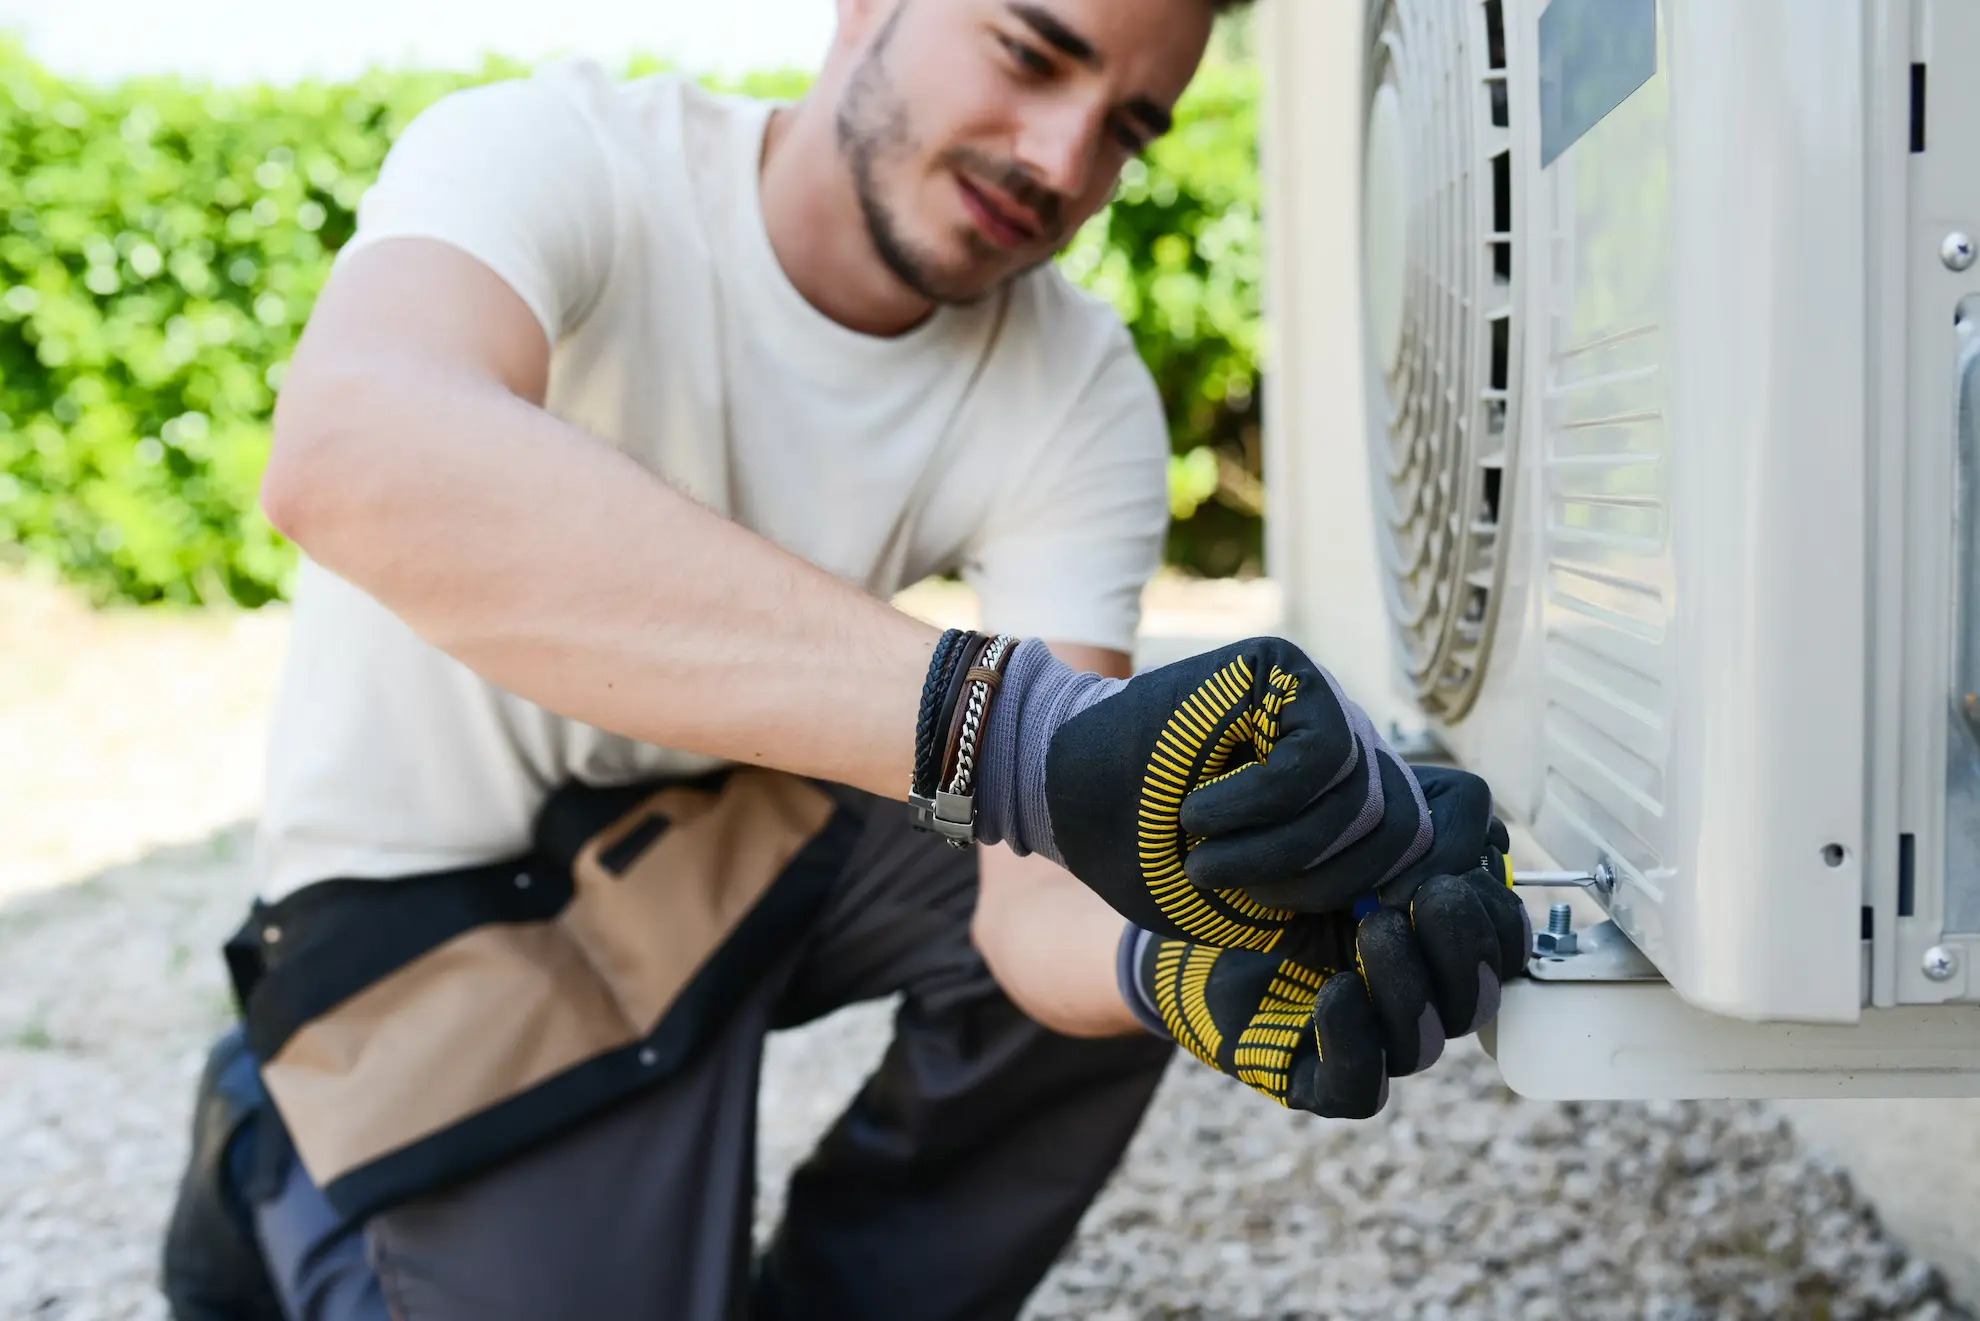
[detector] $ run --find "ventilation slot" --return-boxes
[1899,832,1916,917]
[1489,316,1510,391]
[1911,63,1927,154]
[1492,151,1512,234]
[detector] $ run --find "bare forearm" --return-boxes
[266,363,933,799]
[971,843,1145,1038]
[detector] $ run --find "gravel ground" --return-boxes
[2,570,1973,1320]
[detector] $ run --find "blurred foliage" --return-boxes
[1062,58,1263,577]
[0,41,1262,605]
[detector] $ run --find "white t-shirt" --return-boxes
[253,60,1171,901]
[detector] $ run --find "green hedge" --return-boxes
[0,43,1262,605]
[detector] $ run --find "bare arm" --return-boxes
[263,239,935,798]
[970,643,1146,1038]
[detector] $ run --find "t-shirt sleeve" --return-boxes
[335,66,618,345]
[962,337,1171,655]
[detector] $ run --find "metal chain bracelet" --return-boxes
[946,633,1016,803]
[909,631,1018,847]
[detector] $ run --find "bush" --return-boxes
[1063,58,1263,578]
[0,43,1261,605]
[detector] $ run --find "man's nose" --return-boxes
[1014,100,1105,210]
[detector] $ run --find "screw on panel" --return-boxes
[1923,945,1961,983]
[1944,232,1977,272]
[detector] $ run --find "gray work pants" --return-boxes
[250,790,1175,1321]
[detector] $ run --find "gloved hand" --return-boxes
[975,637,1499,950]
[1123,856,1531,1117]
[1220,761,1504,910]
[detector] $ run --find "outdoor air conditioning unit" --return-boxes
[1269,0,1980,1097]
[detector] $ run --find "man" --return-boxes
[161,1,1527,1318]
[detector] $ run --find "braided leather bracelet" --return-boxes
[932,632,991,787]
[912,629,968,805]
[915,632,1018,848]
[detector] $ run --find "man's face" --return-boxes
[833,0,1215,304]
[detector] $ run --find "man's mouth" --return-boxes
[955,174,1040,250]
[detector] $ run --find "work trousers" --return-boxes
[248,789,1176,1321]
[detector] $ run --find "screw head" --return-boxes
[1944,232,1977,272]
[1923,945,1961,983]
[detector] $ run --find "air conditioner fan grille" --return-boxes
[1362,0,1522,721]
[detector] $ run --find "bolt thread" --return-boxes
[1547,902,1573,936]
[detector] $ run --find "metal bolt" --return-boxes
[261,925,282,945]
[514,872,532,890]
[638,1047,658,1067]
[1533,903,1578,957]
[1923,945,1962,983]
[1945,232,1977,272]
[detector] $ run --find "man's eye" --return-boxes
[1108,121,1146,154]
[999,36,1054,77]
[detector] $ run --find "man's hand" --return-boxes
[978,636,1504,952]
[1128,859,1530,1117]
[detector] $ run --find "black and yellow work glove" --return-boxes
[975,636,1501,952]
[1123,856,1530,1117]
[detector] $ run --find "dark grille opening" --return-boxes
[1484,0,1507,69]
[1489,315,1510,390]
[1493,240,1512,283]
[1489,77,1509,128]
[1900,832,1917,916]
[1911,63,1927,153]
[1482,464,1503,525]
[1492,150,1512,233]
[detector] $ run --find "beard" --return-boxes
[834,6,1064,305]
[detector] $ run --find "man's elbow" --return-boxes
[260,372,364,549]
[258,434,317,547]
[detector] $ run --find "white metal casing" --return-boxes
[1487,0,1872,1023]
[1263,0,1980,1069]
